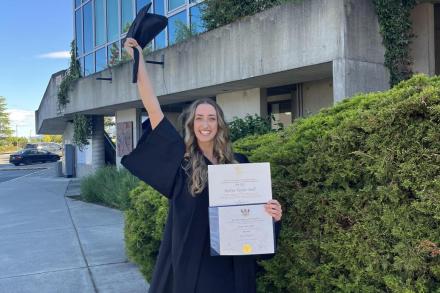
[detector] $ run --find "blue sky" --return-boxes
[0,1,72,137]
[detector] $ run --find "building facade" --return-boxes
[74,0,206,76]
[37,0,439,177]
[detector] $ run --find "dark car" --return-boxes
[9,149,61,166]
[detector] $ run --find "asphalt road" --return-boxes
[0,153,55,183]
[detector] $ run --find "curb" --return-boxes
[0,167,48,171]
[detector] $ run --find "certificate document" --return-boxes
[208,163,275,256]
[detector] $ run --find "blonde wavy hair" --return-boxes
[183,98,236,196]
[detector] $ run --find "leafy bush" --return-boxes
[80,166,139,210]
[234,74,440,292]
[228,114,281,142]
[124,183,169,281]
[124,74,440,292]
[201,0,302,31]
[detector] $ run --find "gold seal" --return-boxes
[242,244,253,254]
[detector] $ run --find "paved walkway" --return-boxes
[0,166,149,293]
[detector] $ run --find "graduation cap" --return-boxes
[124,3,168,83]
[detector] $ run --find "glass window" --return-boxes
[108,42,120,66]
[136,0,151,13]
[168,11,186,45]
[268,100,292,129]
[190,4,206,34]
[95,0,106,46]
[85,53,95,76]
[168,0,184,11]
[121,0,134,33]
[79,57,85,76]
[154,0,164,15]
[83,2,93,53]
[155,31,166,50]
[75,9,83,56]
[107,0,119,42]
[95,47,107,72]
[75,0,82,8]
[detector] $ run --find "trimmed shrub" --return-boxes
[80,166,139,210]
[124,74,440,292]
[124,183,169,281]
[235,74,440,292]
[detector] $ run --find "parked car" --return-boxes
[25,142,63,157]
[9,149,61,166]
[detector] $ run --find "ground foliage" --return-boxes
[234,74,440,292]
[80,165,139,210]
[125,75,440,291]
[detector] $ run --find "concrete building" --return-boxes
[36,0,439,177]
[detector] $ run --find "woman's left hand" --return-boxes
[265,199,282,222]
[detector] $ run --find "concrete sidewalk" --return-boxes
[0,167,149,293]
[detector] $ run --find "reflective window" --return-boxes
[108,42,120,66]
[84,53,95,76]
[95,47,107,72]
[75,0,81,8]
[107,0,119,42]
[75,9,83,55]
[79,57,85,76]
[154,0,164,15]
[155,31,166,50]
[121,0,134,33]
[168,0,184,11]
[168,11,186,45]
[190,4,206,34]
[83,2,93,53]
[95,0,106,46]
[136,0,151,13]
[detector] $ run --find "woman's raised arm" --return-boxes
[124,38,164,129]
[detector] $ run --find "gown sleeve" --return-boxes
[121,117,185,198]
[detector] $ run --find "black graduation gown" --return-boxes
[121,118,280,293]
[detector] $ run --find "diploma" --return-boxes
[208,163,275,256]
[209,204,275,255]
[208,163,272,206]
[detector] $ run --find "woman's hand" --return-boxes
[123,37,142,60]
[265,199,282,222]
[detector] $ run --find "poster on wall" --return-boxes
[116,121,133,157]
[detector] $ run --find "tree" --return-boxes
[0,96,12,138]
[42,135,63,143]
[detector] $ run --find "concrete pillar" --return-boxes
[410,3,435,76]
[332,59,389,104]
[216,88,267,122]
[115,108,141,168]
[91,115,105,170]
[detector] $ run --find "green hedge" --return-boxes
[124,183,168,281]
[235,74,440,292]
[80,166,139,210]
[125,74,440,292]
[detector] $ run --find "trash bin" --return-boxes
[55,161,63,177]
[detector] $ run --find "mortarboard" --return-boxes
[124,3,168,83]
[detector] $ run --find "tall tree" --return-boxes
[0,97,12,137]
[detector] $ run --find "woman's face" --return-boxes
[193,103,218,144]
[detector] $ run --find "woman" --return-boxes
[121,38,283,293]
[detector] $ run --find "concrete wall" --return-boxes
[333,0,390,102]
[410,3,435,76]
[115,108,140,168]
[216,88,267,122]
[303,78,334,116]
